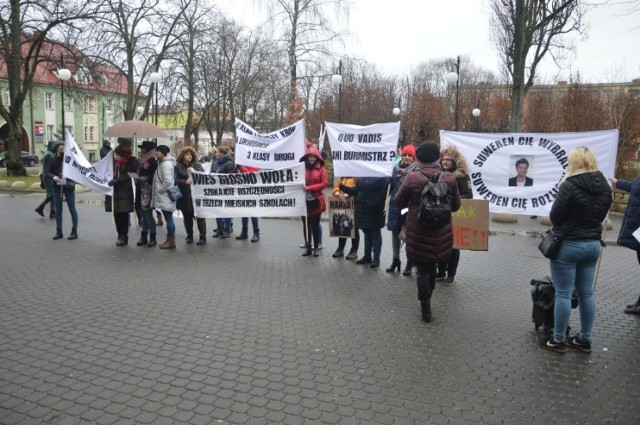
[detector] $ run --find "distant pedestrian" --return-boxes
[99,139,112,159]
[394,142,461,323]
[35,140,57,219]
[539,147,612,354]
[153,145,177,249]
[47,141,78,240]
[610,169,640,315]
[107,138,138,246]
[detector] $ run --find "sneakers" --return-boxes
[444,276,455,285]
[435,274,446,282]
[332,249,344,258]
[318,243,323,250]
[300,242,309,249]
[345,250,358,260]
[539,337,566,353]
[566,336,592,353]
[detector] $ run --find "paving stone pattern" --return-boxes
[1,192,639,424]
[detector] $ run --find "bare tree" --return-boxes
[490,0,587,131]
[0,0,103,175]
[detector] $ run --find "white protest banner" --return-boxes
[62,131,113,195]
[325,122,399,177]
[234,118,306,169]
[191,163,306,218]
[441,130,619,216]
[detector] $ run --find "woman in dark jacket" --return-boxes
[212,146,235,239]
[47,141,79,240]
[176,146,207,245]
[394,143,461,323]
[540,147,612,354]
[107,138,138,246]
[386,144,416,274]
[134,141,158,247]
[437,145,472,285]
[610,172,640,314]
[300,147,328,257]
[341,177,389,268]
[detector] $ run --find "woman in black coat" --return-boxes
[107,138,138,246]
[176,146,207,245]
[341,176,389,268]
[134,141,158,247]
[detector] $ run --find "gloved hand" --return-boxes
[108,179,116,187]
[339,183,347,192]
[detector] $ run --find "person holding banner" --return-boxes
[331,177,359,260]
[176,146,207,245]
[609,174,640,315]
[235,165,261,243]
[436,145,473,285]
[212,146,235,239]
[340,177,389,268]
[300,147,328,257]
[540,147,612,353]
[394,142,461,323]
[134,141,158,247]
[47,141,78,240]
[153,145,178,249]
[107,138,138,246]
[386,144,416,274]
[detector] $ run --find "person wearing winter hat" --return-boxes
[47,140,79,240]
[106,138,138,246]
[300,146,328,257]
[436,145,473,285]
[35,140,57,219]
[394,142,461,323]
[134,141,158,247]
[153,145,178,249]
[386,144,416,275]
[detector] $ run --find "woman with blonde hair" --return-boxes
[176,146,207,245]
[540,146,612,354]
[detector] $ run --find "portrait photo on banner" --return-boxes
[327,195,356,238]
[508,155,535,187]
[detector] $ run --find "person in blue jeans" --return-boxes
[47,140,79,240]
[540,147,612,354]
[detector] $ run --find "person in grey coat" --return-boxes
[152,145,177,249]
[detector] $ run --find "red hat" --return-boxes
[401,144,416,159]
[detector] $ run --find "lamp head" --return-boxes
[331,74,343,87]
[57,69,72,81]
[150,72,161,84]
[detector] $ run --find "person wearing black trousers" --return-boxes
[107,138,138,246]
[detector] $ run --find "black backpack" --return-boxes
[417,172,452,229]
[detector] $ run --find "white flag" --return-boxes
[62,131,114,195]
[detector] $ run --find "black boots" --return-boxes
[35,206,45,217]
[251,231,260,242]
[196,235,207,245]
[624,295,640,314]
[302,246,312,256]
[355,256,372,265]
[53,229,63,240]
[185,234,194,244]
[147,233,157,247]
[67,228,78,240]
[332,249,344,258]
[402,260,413,276]
[421,301,432,323]
[116,235,128,246]
[386,257,401,273]
[137,231,148,246]
[235,229,248,240]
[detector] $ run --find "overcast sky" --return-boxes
[216,0,640,83]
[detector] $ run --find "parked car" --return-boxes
[0,151,39,167]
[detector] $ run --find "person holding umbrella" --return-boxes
[107,138,138,246]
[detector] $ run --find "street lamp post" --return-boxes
[57,54,72,140]
[246,107,255,128]
[149,71,161,147]
[331,60,343,123]
[472,99,481,132]
[444,55,461,131]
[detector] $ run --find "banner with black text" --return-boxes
[441,130,618,216]
[325,122,399,177]
[191,163,306,218]
[62,131,113,195]
[234,119,306,169]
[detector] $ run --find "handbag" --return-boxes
[140,181,153,209]
[538,229,561,259]
[167,184,183,202]
[305,191,320,210]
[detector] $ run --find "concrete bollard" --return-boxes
[10,181,27,189]
[491,213,518,224]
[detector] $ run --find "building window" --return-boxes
[105,99,113,114]
[46,125,55,141]
[65,97,74,112]
[2,90,9,106]
[45,93,54,110]
[84,96,96,113]
[84,126,95,143]
[77,68,92,84]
